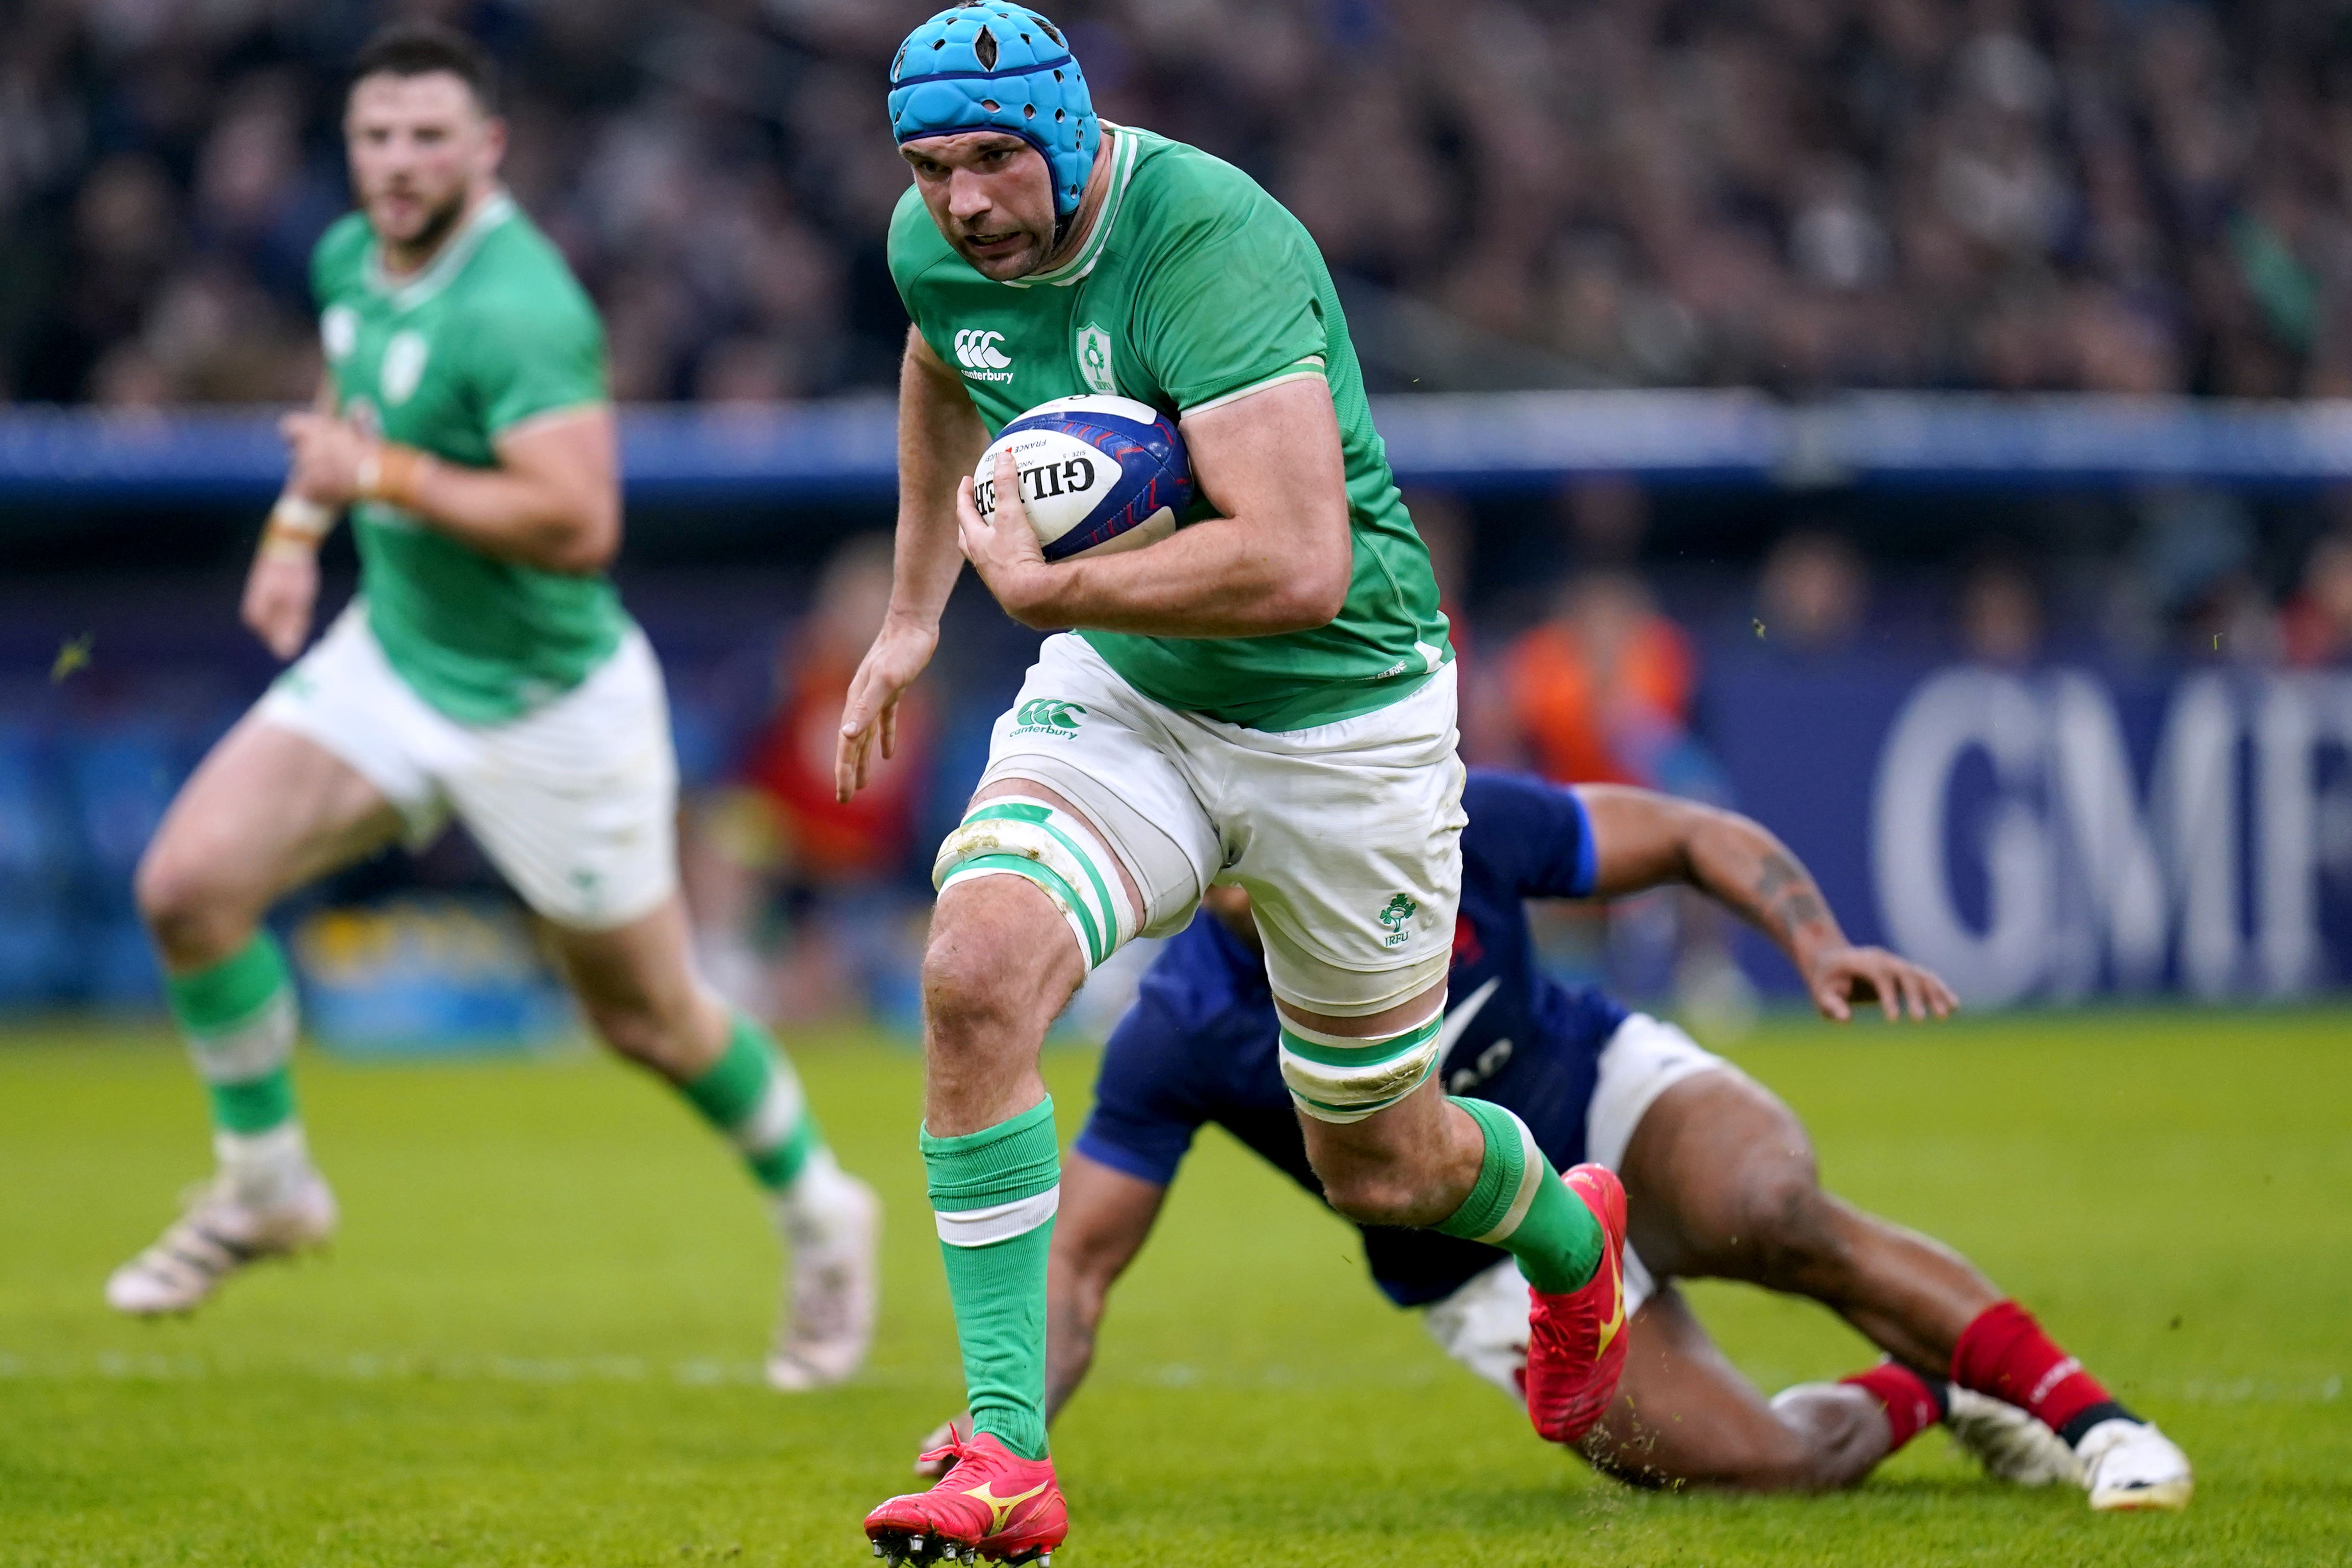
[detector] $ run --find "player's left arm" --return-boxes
[279,404,619,575]
[957,376,1352,635]
[1580,785,1959,1022]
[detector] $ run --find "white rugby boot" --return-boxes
[1943,1387,2084,1486]
[105,1167,337,1316]
[2077,1417,2193,1511]
[765,1163,881,1391]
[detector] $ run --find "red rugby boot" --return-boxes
[864,1430,1066,1566]
[1523,1162,1631,1446]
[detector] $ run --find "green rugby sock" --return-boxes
[1436,1096,1602,1294]
[922,1097,1060,1461]
[166,933,299,1136]
[678,1014,825,1191]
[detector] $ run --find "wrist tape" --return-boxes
[260,494,333,559]
[355,443,430,509]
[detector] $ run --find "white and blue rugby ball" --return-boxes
[973,395,1193,561]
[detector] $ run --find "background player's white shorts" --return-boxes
[256,604,678,930]
[1422,1013,1737,1401]
[966,633,1465,1017]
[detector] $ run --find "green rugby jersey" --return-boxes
[888,125,1451,731]
[311,192,627,724]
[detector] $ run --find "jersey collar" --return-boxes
[1009,123,1142,290]
[364,189,516,311]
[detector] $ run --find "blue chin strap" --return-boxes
[888,3,1100,224]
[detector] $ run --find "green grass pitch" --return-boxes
[3,1008,2348,1566]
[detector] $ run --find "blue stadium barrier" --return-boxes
[11,392,2352,507]
[0,726,79,1005]
[1712,662,2352,1002]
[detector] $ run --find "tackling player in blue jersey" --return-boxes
[920,771,2193,1510]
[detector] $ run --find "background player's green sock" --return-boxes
[1436,1095,1602,1293]
[166,932,307,1198]
[679,1013,826,1193]
[922,1096,1060,1460]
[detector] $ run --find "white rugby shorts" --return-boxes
[1422,1013,1737,1401]
[256,604,678,930]
[967,633,1466,1017]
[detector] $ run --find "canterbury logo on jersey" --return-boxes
[954,328,1015,381]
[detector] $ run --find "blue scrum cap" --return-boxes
[888,3,1099,218]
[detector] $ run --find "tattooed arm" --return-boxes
[1577,785,1957,1023]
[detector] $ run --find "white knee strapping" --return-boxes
[1276,1001,1448,1124]
[977,756,1208,939]
[933,797,1139,971]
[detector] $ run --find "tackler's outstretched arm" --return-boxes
[1578,786,1959,1023]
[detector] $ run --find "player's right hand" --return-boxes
[241,546,319,661]
[835,614,938,802]
[912,1414,973,1477]
[1806,942,1959,1023]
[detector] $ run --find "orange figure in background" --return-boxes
[685,534,930,1022]
[1504,570,1697,789]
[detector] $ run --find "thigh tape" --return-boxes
[933,797,1139,970]
[1276,1002,1447,1124]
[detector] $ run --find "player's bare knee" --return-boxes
[1745,1168,1853,1295]
[922,886,1079,1051]
[1315,1163,1429,1227]
[133,838,246,963]
[1766,1383,1887,1492]
[920,927,1016,1039]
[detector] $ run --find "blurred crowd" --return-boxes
[15,0,2352,404]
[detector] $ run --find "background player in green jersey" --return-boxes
[107,23,879,1393]
[845,9,1626,1562]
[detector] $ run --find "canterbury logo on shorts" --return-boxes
[1013,698,1086,736]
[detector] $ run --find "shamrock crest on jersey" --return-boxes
[1076,323,1115,395]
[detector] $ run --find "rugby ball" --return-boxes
[972,395,1192,561]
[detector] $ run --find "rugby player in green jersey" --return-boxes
[108,23,879,1393]
[842,8,1627,1560]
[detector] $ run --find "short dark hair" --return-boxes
[350,21,499,114]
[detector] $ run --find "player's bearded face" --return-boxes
[346,72,502,255]
[902,134,1059,280]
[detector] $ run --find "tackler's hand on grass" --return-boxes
[957,447,1057,629]
[912,1414,974,1479]
[1806,943,1959,1024]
